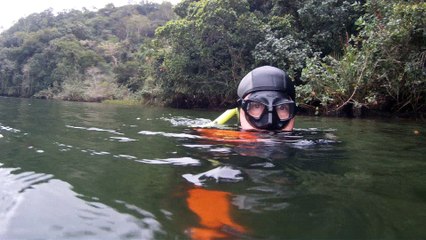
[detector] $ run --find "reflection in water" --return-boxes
[66,125,125,135]
[0,124,21,133]
[186,188,247,240]
[139,130,202,139]
[161,116,212,127]
[137,157,201,166]
[180,126,342,239]
[0,166,162,239]
[183,166,244,186]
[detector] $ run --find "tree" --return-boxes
[152,0,265,107]
[0,2,174,100]
[298,1,426,116]
[253,31,312,81]
[298,0,361,55]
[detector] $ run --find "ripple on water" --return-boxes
[182,144,213,149]
[0,123,21,133]
[114,154,138,160]
[0,165,162,239]
[83,149,111,156]
[109,136,138,142]
[27,146,46,153]
[182,166,244,186]
[136,157,201,166]
[66,125,124,135]
[160,116,212,127]
[138,130,201,139]
[0,166,53,234]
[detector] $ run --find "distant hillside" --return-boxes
[0,2,175,101]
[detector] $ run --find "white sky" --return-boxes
[0,0,180,32]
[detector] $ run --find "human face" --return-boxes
[239,91,296,131]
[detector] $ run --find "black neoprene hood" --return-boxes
[237,66,295,101]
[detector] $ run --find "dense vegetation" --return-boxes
[0,0,424,117]
[0,2,175,102]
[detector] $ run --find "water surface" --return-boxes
[0,97,425,239]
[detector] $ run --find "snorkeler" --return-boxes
[185,66,297,239]
[211,65,296,131]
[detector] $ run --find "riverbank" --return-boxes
[11,94,426,121]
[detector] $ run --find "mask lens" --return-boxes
[276,103,291,120]
[246,101,265,119]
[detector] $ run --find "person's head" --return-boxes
[237,66,296,131]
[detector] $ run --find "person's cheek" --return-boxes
[239,109,256,130]
[282,118,295,131]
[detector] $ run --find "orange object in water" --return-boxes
[187,188,246,240]
[195,128,260,143]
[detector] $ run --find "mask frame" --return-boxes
[238,91,296,130]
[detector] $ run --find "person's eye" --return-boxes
[277,105,288,111]
[276,104,291,119]
[252,103,262,108]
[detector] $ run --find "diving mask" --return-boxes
[239,91,295,130]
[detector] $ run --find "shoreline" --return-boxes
[1,95,424,120]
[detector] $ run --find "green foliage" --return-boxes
[0,2,175,100]
[298,0,362,54]
[253,33,312,79]
[151,0,265,107]
[113,60,141,91]
[299,1,425,115]
[297,54,341,108]
[148,0,366,108]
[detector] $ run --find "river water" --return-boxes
[0,97,425,239]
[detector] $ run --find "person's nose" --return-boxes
[266,111,274,129]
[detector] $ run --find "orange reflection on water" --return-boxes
[195,128,260,143]
[187,188,247,240]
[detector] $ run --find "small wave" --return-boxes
[0,166,162,239]
[114,200,163,238]
[136,157,201,166]
[183,144,233,153]
[109,137,138,142]
[160,116,212,127]
[55,142,73,148]
[317,139,338,144]
[294,127,337,132]
[138,131,201,139]
[182,166,244,186]
[82,149,110,156]
[209,147,232,153]
[292,140,316,147]
[54,142,73,152]
[66,125,124,135]
[291,138,338,149]
[114,154,138,160]
[182,144,213,149]
[0,166,54,234]
[232,194,290,212]
[250,162,276,168]
[27,146,45,154]
[0,124,21,133]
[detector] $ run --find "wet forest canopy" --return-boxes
[0,0,424,117]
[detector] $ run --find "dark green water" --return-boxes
[0,97,425,239]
